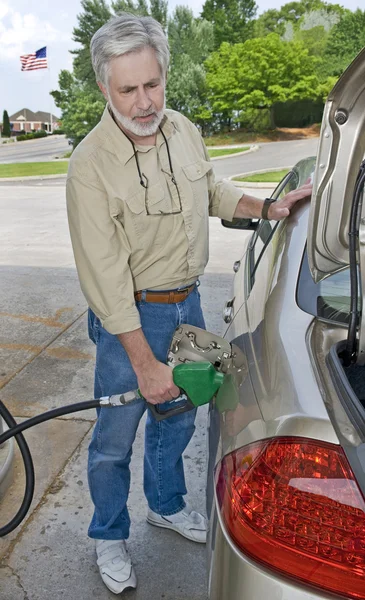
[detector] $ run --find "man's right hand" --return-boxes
[136,359,181,405]
[117,328,180,405]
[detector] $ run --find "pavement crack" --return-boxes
[2,564,30,600]
[0,308,88,391]
[7,415,96,423]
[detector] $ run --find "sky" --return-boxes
[0,0,362,120]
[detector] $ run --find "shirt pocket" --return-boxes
[182,159,212,216]
[122,181,171,245]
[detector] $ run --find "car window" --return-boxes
[297,250,353,325]
[248,170,299,292]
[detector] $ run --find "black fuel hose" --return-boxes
[0,399,35,536]
[0,398,100,537]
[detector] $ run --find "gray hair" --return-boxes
[90,13,170,86]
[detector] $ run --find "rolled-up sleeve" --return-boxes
[66,175,141,335]
[199,135,242,221]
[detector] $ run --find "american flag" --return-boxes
[20,47,47,71]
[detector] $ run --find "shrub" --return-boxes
[16,130,48,141]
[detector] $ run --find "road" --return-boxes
[0,136,312,599]
[212,137,319,180]
[0,137,318,187]
[0,181,271,600]
[0,135,69,163]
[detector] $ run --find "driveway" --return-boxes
[212,137,319,180]
[0,179,273,599]
[0,134,315,598]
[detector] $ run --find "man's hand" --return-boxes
[117,328,180,405]
[233,181,313,221]
[267,181,313,221]
[136,359,181,405]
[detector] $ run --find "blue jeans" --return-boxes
[87,285,206,540]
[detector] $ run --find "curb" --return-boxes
[226,165,292,188]
[209,145,259,161]
[0,173,68,182]
[1,134,65,145]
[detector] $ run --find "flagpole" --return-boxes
[48,47,53,133]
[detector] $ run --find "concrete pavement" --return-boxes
[0,182,273,599]
[212,137,318,181]
[0,136,69,164]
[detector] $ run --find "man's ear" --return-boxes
[97,81,108,101]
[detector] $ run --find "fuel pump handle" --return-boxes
[145,362,224,421]
[147,392,195,421]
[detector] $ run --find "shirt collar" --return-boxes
[98,104,177,166]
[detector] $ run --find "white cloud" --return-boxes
[0,2,70,61]
[0,1,9,20]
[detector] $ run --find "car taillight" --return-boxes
[216,436,365,599]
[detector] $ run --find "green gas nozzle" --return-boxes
[148,361,224,421]
[173,362,224,406]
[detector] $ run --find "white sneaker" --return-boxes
[96,539,137,594]
[147,505,207,543]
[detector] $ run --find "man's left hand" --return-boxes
[234,181,313,221]
[267,182,313,221]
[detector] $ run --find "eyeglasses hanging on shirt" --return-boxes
[112,112,182,215]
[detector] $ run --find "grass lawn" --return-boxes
[234,169,289,183]
[207,146,249,158]
[0,162,69,178]
[204,124,320,146]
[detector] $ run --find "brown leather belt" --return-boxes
[134,283,196,304]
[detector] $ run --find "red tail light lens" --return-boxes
[216,437,365,599]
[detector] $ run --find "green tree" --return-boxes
[201,0,257,49]
[2,110,11,137]
[323,9,365,77]
[52,71,105,147]
[149,0,167,29]
[167,57,207,121]
[112,0,167,28]
[112,0,149,16]
[72,0,112,87]
[278,0,342,24]
[168,6,213,64]
[253,0,343,38]
[205,34,321,128]
[253,9,284,38]
[166,8,214,130]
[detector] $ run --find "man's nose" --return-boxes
[136,87,152,111]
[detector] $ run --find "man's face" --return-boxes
[99,46,166,138]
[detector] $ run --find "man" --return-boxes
[66,13,312,595]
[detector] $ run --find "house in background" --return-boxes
[8,108,60,134]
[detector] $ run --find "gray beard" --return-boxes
[108,96,165,138]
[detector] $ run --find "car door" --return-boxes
[307,45,365,364]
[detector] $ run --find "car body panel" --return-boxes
[206,156,363,599]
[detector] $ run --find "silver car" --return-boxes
[207,47,365,599]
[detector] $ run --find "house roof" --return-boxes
[9,108,59,122]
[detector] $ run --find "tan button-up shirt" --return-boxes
[66,106,242,334]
